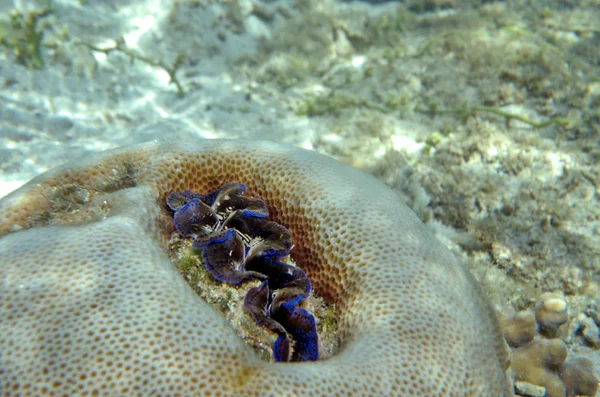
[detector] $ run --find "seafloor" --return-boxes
[1,0,599,394]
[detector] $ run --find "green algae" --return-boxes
[0,7,53,69]
[75,39,186,97]
[294,91,389,117]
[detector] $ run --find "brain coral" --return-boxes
[0,140,512,396]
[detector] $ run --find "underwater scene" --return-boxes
[0,0,599,396]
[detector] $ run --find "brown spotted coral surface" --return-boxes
[0,140,512,396]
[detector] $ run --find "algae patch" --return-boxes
[0,7,53,69]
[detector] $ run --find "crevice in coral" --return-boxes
[166,182,340,362]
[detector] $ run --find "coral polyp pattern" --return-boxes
[0,140,512,396]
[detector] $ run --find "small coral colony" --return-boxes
[166,182,318,362]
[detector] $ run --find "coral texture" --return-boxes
[511,338,568,397]
[0,140,512,396]
[534,292,569,338]
[500,293,599,397]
